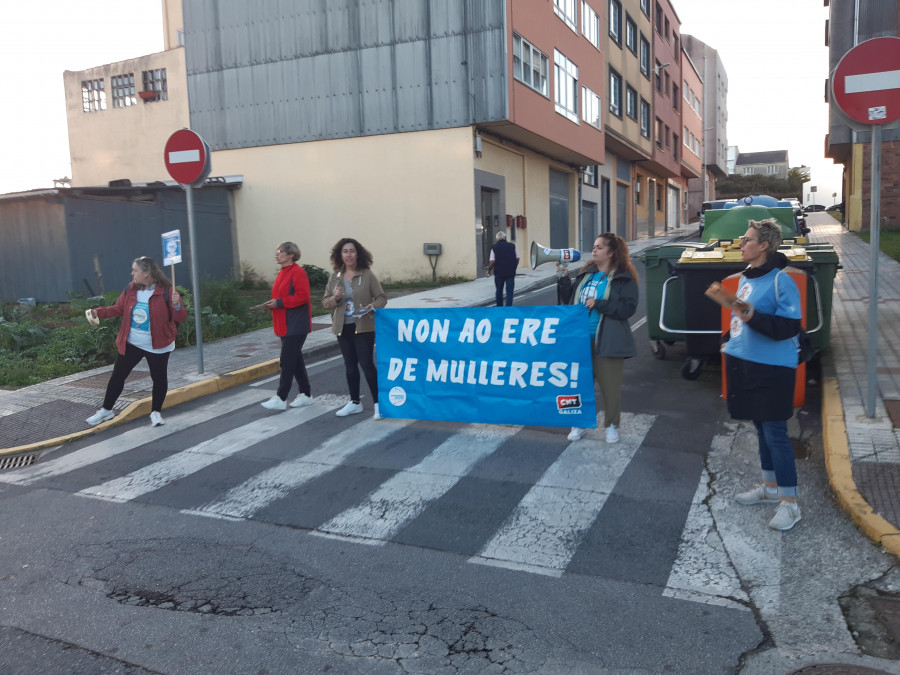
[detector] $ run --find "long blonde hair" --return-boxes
[133,257,172,289]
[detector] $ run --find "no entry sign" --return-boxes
[832,37,900,126]
[164,129,211,185]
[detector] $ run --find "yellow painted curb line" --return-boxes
[0,358,280,459]
[822,376,900,558]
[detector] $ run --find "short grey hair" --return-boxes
[495,231,507,241]
[278,241,301,261]
[747,219,782,258]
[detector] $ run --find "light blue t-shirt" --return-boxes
[578,272,609,339]
[722,269,801,368]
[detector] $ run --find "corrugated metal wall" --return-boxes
[184,0,507,150]
[0,189,236,303]
[0,197,70,302]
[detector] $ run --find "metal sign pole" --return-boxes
[866,125,882,418]
[185,184,204,374]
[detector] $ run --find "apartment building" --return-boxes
[643,0,685,235]
[62,0,713,281]
[682,35,728,209]
[825,0,900,231]
[680,47,704,223]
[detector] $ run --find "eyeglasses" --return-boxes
[739,236,759,245]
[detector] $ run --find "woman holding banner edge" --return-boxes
[557,233,639,443]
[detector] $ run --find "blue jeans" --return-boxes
[752,420,798,498]
[494,275,515,306]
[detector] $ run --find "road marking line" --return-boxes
[312,424,520,543]
[470,412,653,574]
[0,390,262,485]
[663,468,750,611]
[183,418,416,519]
[78,402,333,503]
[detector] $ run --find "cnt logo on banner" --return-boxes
[375,306,597,428]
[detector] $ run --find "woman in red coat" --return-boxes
[86,257,187,427]
[260,242,314,411]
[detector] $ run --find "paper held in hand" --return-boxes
[85,309,100,326]
[705,281,748,314]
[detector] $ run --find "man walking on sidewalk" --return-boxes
[486,231,519,307]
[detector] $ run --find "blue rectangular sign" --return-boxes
[162,229,182,266]
[375,306,597,428]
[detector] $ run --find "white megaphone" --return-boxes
[530,241,582,270]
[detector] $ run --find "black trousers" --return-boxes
[103,342,171,412]
[276,333,311,401]
[337,324,378,403]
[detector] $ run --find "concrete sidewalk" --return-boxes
[2,217,899,564]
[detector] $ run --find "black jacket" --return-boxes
[558,264,638,358]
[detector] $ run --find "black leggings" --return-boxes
[337,324,378,403]
[276,333,311,401]
[103,342,171,412]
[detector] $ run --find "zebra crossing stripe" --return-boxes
[662,468,750,611]
[77,401,332,503]
[470,412,654,577]
[313,424,521,543]
[184,417,417,520]
[0,390,263,486]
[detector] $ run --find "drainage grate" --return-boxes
[0,453,38,471]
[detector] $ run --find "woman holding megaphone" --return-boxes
[557,233,638,444]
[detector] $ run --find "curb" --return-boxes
[0,358,281,459]
[822,376,900,558]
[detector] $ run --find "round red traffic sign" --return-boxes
[832,37,900,126]
[164,129,211,185]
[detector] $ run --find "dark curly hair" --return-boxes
[328,238,373,271]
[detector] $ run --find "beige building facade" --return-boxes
[63,49,188,187]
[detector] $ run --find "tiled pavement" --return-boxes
[2,216,900,558]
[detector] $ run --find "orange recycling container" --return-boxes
[720,268,807,408]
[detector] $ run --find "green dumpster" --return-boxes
[804,247,839,354]
[640,244,688,355]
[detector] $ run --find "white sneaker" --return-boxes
[735,485,780,505]
[290,393,313,408]
[336,401,363,417]
[150,411,164,427]
[768,501,802,531]
[86,408,114,426]
[261,396,287,411]
[605,424,620,443]
[567,427,585,441]
[373,403,382,420]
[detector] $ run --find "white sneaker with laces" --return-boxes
[735,485,780,505]
[290,393,313,408]
[86,408,114,426]
[373,403,383,420]
[150,411,164,427]
[336,401,363,417]
[261,396,287,411]
[567,427,585,441]
[768,501,802,531]
[605,424,620,443]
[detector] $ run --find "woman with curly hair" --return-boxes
[322,238,387,419]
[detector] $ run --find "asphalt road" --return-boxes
[0,272,897,674]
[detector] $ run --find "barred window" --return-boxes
[141,68,168,102]
[81,79,106,112]
[111,73,136,108]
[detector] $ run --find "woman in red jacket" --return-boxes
[260,242,314,411]
[86,256,187,427]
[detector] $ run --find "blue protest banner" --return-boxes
[375,306,597,428]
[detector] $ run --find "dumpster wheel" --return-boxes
[650,341,667,360]
[681,358,703,380]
